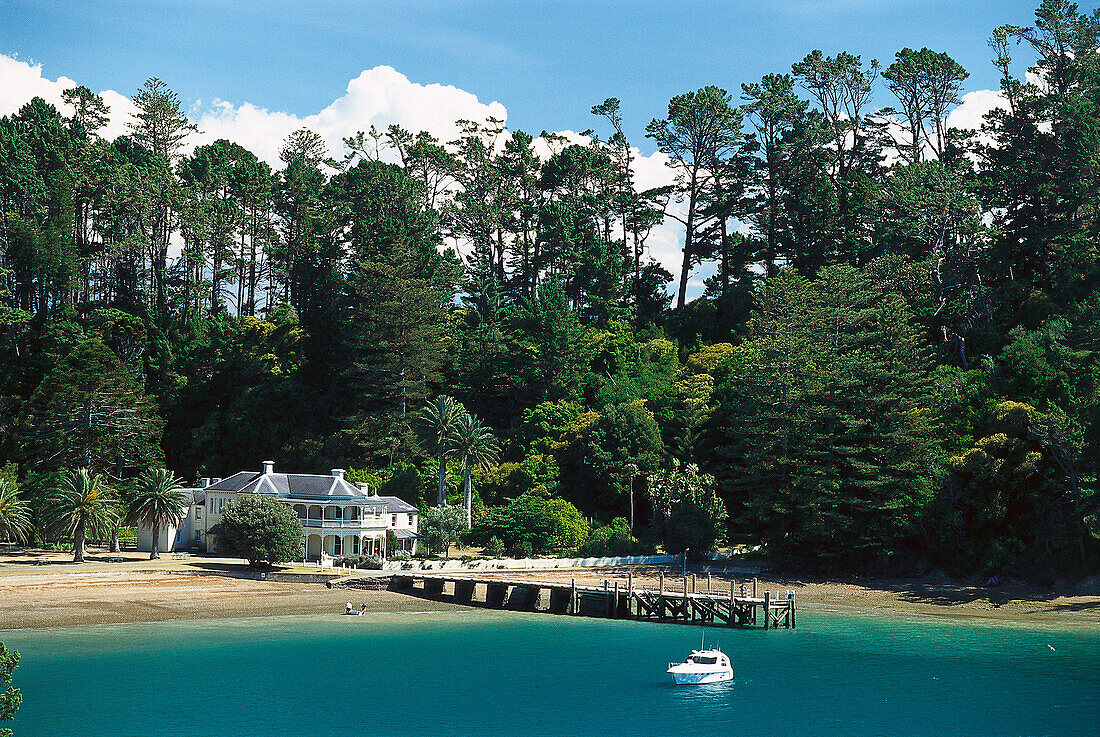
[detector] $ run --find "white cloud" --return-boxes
[0,53,138,140]
[190,66,509,166]
[0,54,78,115]
[947,88,1008,132]
[0,53,508,168]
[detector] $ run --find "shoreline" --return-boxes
[1,562,1097,631]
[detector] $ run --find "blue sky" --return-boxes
[3,0,1044,153]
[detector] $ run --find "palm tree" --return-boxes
[48,468,119,563]
[0,478,33,545]
[126,468,189,559]
[416,396,464,506]
[450,413,501,528]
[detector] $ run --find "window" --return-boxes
[333,537,342,555]
[352,537,360,554]
[334,507,342,519]
[392,515,397,527]
[195,507,202,520]
[408,513,415,526]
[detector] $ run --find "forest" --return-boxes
[1,0,1099,579]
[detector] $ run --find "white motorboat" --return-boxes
[666,643,734,685]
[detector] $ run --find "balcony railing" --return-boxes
[299,517,387,529]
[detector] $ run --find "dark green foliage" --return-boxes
[512,400,583,457]
[477,454,559,505]
[418,504,466,557]
[646,462,726,556]
[17,338,164,476]
[485,535,505,557]
[0,641,19,737]
[469,493,588,555]
[218,494,305,566]
[708,266,940,568]
[578,517,634,557]
[554,400,665,519]
[2,5,1100,580]
[375,462,431,509]
[930,401,1097,577]
[662,502,724,558]
[337,161,457,463]
[45,468,119,562]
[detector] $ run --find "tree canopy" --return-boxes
[2,4,1100,580]
[218,494,305,566]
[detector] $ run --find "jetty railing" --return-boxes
[386,572,796,629]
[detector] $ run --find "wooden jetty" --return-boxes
[389,572,796,629]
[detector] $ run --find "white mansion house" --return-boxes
[138,461,419,559]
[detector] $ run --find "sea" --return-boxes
[2,608,1098,737]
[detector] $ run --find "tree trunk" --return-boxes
[677,174,700,310]
[464,463,473,529]
[677,217,695,310]
[73,520,86,563]
[720,218,730,299]
[109,519,121,553]
[150,522,160,560]
[437,451,447,506]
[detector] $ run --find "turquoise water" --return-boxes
[3,609,1099,737]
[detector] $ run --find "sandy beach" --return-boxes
[462,568,1100,626]
[0,569,460,629]
[0,551,1096,630]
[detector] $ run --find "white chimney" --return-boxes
[200,478,210,488]
[358,482,374,496]
[331,468,345,479]
[210,478,222,485]
[263,461,275,475]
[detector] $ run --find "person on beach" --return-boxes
[345,602,353,614]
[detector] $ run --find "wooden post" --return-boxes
[753,577,758,598]
[659,572,665,619]
[613,581,619,619]
[791,592,796,629]
[627,572,634,618]
[691,574,696,593]
[571,577,577,615]
[683,574,688,621]
[707,572,712,593]
[763,590,770,630]
[729,585,735,627]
